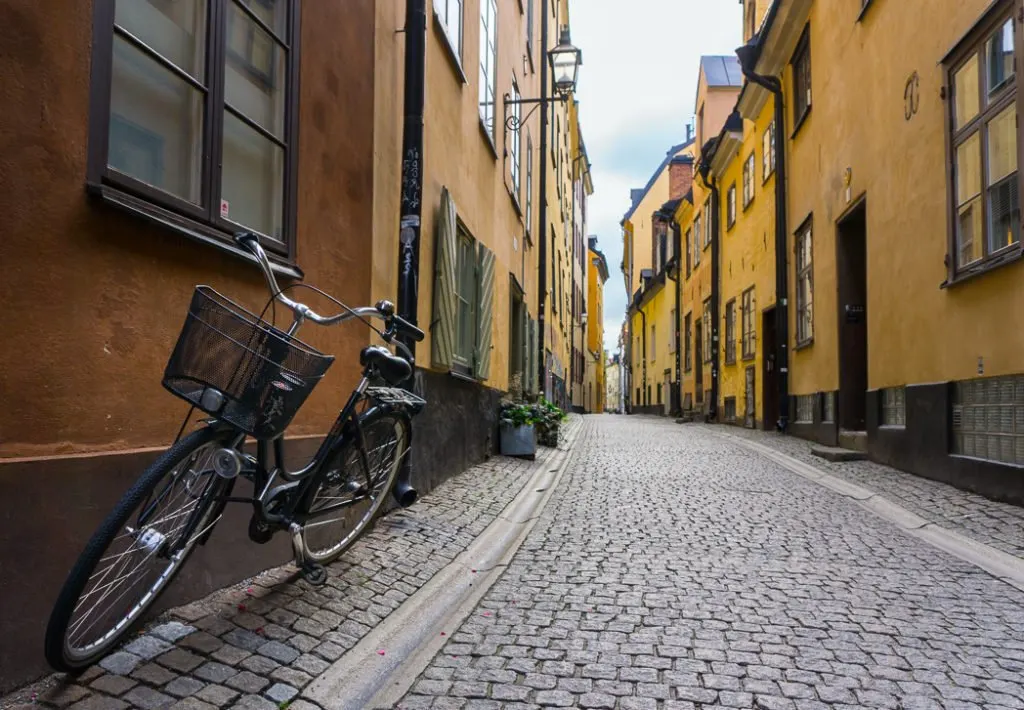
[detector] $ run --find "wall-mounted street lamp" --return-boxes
[503,28,582,133]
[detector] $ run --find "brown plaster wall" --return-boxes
[0,0,377,690]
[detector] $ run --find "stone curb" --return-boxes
[717,431,1024,592]
[303,418,589,710]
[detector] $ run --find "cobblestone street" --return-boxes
[9,414,1024,709]
[399,416,1024,709]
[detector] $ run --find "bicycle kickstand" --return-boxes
[289,523,327,586]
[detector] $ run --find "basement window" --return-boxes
[952,375,1024,465]
[795,394,815,424]
[880,387,906,427]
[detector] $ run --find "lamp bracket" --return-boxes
[503,93,570,133]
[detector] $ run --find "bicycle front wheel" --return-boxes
[45,426,232,672]
[300,411,409,564]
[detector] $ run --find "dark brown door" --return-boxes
[762,307,778,430]
[694,319,704,402]
[837,201,868,431]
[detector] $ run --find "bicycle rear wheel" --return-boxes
[45,426,232,672]
[300,411,409,564]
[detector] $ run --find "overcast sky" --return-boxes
[569,0,743,353]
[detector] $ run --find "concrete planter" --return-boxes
[500,424,537,458]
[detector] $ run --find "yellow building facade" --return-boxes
[585,238,609,413]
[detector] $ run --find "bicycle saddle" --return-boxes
[360,345,412,385]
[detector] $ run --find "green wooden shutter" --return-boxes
[474,244,496,380]
[431,187,458,369]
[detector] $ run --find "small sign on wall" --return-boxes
[220,199,230,218]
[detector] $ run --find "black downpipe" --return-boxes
[738,61,790,432]
[672,223,682,416]
[536,0,550,392]
[391,420,418,507]
[707,176,720,422]
[639,308,647,408]
[396,0,427,364]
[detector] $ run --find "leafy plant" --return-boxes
[531,397,567,447]
[500,401,537,428]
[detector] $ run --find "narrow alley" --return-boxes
[12,415,1024,710]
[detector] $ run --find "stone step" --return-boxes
[811,445,868,462]
[838,429,868,453]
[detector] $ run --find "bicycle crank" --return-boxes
[288,522,328,586]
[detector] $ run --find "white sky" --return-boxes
[569,0,743,353]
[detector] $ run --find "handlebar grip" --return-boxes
[393,314,425,342]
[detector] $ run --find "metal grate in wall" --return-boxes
[881,387,906,427]
[795,394,815,423]
[952,375,1024,466]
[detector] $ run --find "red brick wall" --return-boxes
[669,161,693,201]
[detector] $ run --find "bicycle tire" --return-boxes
[44,426,233,672]
[299,410,410,564]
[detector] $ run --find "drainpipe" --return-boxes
[672,222,682,416]
[737,47,790,432]
[396,0,426,363]
[707,175,720,422]
[639,308,647,409]
[536,0,550,395]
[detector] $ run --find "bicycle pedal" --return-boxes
[301,563,328,586]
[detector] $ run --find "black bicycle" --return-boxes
[44,232,426,673]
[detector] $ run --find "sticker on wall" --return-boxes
[220,199,230,218]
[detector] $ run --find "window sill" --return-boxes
[879,423,906,431]
[743,199,754,212]
[479,120,498,159]
[509,187,523,216]
[433,12,468,85]
[791,106,812,139]
[90,183,304,280]
[742,354,756,362]
[795,337,814,351]
[762,170,775,185]
[449,365,476,382]
[941,245,1023,288]
[725,358,737,366]
[857,0,876,22]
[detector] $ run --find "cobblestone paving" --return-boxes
[704,423,1024,559]
[7,417,581,710]
[399,415,1024,709]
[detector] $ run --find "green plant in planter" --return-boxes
[531,397,567,447]
[499,401,537,428]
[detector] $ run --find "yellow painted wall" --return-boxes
[587,248,604,354]
[716,97,778,426]
[782,0,1024,395]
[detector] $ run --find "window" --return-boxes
[436,0,464,62]
[727,184,737,228]
[795,394,815,423]
[741,287,756,359]
[693,214,702,265]
[952,375,1024,465]
[479,0,498,138]
[792,29,812,128]
[724,397,737,422]
[881,387,906,427]
[743,153,755,208]
[704,202,713,247]
[657,383,663,405]
[650,325,656,360]
[455,229,478,367]
[685,228,692,276]
[526,0,534,65]
[90,0,300,258]
[525,133,533,237]
[822,392,835,423]
[947,11,1020,275]
[796,220,814,345]
[725,299,736,364]
[684,313,692,372]
[702,298,712,363]
[510,78,521,198]
[763,120,776,181]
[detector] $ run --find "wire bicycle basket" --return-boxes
[163,286,335,439]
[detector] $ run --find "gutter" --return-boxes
[736,38,791,432]
[536,0,550,394]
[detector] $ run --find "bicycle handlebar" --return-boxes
[234,232,425,344]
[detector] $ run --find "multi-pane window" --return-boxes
[685,228,692,276]
[525,0,534,64]
[741,287,756,359]
[743,153,755,207]
[510,78,521,198]
[684,313,692,372]
[795,394,815,423]
[792,30,812,127]
[796,221,814,345]
[703,203,712,247]
[725,299,736,364]
[525,133,533,237]
[455,230,478,367]
[948,11,1020,274]
[479,0,498,137]
[436,0,463,62]
[881,387,906,427]
[763,120,776,181]
[93,0,299,256]
[693,214,702,265]
[727,184,737,228]
[952,375,1024,465]
[702,298,712,363]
